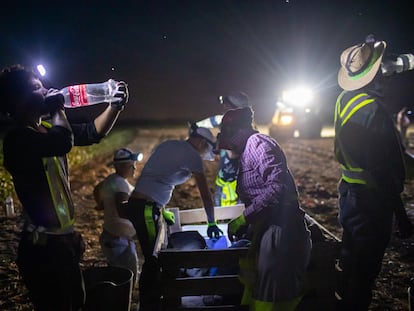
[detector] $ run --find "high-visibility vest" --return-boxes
[215,176,238,206]
[40,121,75,230]
[334,91,377,185]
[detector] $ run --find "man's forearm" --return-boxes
[204,204,215,223]
[94,105,121,136]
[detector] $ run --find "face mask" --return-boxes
[202,143,215,161]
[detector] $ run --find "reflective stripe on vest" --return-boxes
[35,121,74,229]
[43,156,74,229]
[335,92,376,185]
[340,164,372,185]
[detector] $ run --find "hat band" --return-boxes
[348,49,379,81]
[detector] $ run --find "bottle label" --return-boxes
[68,84,89,107]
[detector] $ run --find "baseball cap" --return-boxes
[338,35,386,91]
[107,148,143,166]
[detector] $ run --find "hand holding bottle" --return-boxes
[381,53,414,76]
[110,81,129,111]
[44,89,65,115]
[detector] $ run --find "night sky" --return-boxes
[1,0,413,123]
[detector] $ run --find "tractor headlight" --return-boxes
[282,86,314,107]
[280,114,294,126]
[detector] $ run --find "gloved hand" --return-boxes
[207,221,223,239]
[111,81,129,111]
[227,214,247,242]
[44,89,64,115]
[162,208,175,226]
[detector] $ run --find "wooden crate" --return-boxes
[159,247,249,310]
[157,206,341,310]
[159,205,247,310]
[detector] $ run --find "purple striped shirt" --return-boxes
[236,133,299,223]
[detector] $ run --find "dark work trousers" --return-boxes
[336,181,394,311]
[17,230,85,311]
[127,197,161,311]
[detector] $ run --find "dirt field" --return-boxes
[1,125,413,310]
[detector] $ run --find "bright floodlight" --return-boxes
[282,86,314,106]
[36,64,46,77]
[280,114,294,126]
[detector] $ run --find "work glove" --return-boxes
[162,208,175,226]
[111,81,129,111]
[227,214,247,242]
[44,88,64,115]
[207,221,223,239]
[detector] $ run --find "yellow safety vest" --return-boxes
[334,91,378,185]
[40,121,75,229]
[215,177,238,206]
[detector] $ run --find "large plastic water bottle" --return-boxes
[60,79,122,108]
[381,54,414,76]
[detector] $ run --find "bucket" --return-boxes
[83,266,133,311]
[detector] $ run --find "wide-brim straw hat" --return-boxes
[338,40,386,91]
